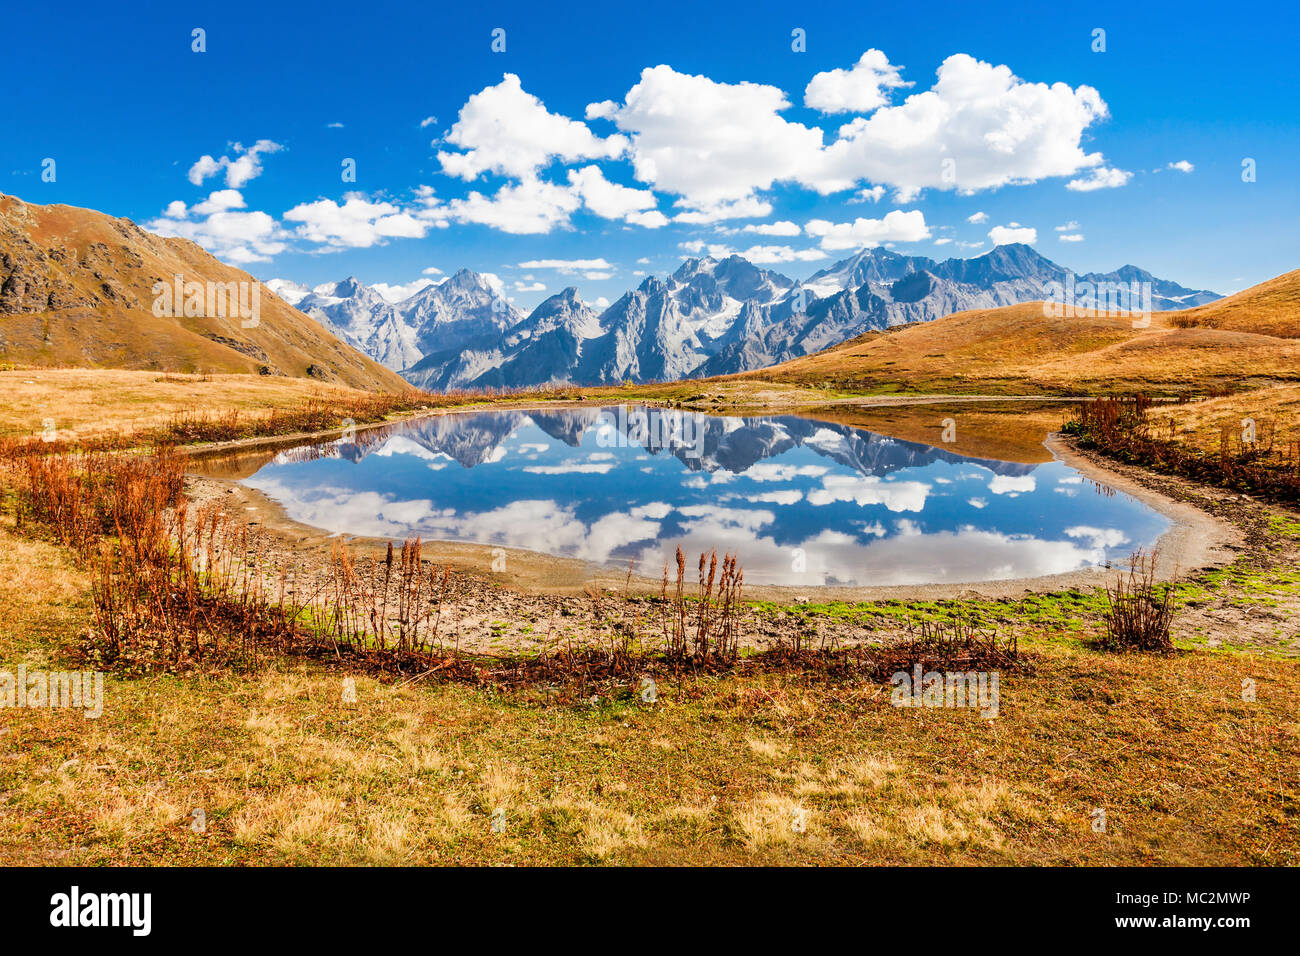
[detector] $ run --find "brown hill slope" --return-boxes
[742,270,1300,395]
[0,194,406,390]
[1166,268,1300,338]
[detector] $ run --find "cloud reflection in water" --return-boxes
[241,406,1167,586]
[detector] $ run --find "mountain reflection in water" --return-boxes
[239,406,1168,586]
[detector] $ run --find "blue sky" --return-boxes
[4,0,1296,309]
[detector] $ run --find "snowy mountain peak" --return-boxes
[440,267,498,296]
[527,287,593,326]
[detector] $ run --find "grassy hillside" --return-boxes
[742,270,1300,396]
[1168,269,1300,338]
[0,194,406,391]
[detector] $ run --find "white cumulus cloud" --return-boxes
[805,209,931,250]
[737,245,827,264]
[439,73,627,181]
[988,224,1037,245]
[818,54,1113,200]
[444,177,582,235]
[147,189,287,264]
[742,220,802,237]
[518,258,614,273]
[371,279,438,302]
[284,194,438,249]
[566,165,665,226]
[587,64,828,222]
[1066,166,1132,192]
[804,48,911,114]
[187,140,283,189]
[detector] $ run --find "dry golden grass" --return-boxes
[1151,384,1300,456]
[0,368,389,440]
[746,736,790,760]
[734,793,817,849]
[1169,269,1300,338]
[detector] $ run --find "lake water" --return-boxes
[238,405,1169,587]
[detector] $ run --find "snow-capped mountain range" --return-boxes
[267,269,524,374]
[268,244,1220,391]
